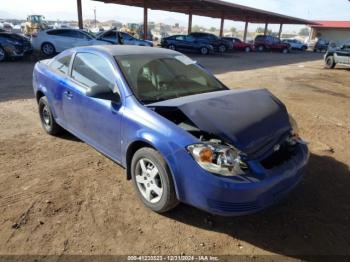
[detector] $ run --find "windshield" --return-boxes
[116,54,227,104]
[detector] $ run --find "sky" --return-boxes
[0,0,349,32]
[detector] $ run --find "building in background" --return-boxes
[309,21,350,44]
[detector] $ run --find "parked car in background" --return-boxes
[33,45,309,216]
[324,42,350,69]
[96,29,153,47]
[254,35,291,53]
[222,37,253,52]
[161,34,214,55]
[32,29,111,56]
[308,39,329,52]
[282,39,307,51]
[190,32,233,53]
[0,32,33,62]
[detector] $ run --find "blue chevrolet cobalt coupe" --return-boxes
[33,46,309,216]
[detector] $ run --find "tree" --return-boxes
[299,27,310,36]
[230,27,237,34]
[209,26,216,32]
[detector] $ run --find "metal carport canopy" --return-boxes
[93,0,312,24]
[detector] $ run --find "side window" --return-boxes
[71,53,116,92]
[50,54,72,74]
[58,30,74,38]
[74,31,91,40]
[175,36,184,41]
[47,30,59,36]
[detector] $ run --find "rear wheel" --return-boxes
[325,56,336,69]
[244,46,251,53]
[282,48,289,54]
[168,44,176,50]
[131,147,178,213]
[41,42,55,56]
[0,46,6,62]
[38,96,62,135]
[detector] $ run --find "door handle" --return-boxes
[64,90,73,99]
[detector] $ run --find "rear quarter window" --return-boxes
[50,54,72,75]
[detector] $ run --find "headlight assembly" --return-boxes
[187,142,248,177]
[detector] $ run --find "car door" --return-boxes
[67,52,122,161]
[335,44,350,64]
[70,30,93,47]
[100,30,118,44]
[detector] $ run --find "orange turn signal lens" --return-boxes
[199,148,214,163]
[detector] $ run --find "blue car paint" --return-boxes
[33,46,309,216]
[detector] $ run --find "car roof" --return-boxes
[73,45,180,57]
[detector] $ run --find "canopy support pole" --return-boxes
[278,23,283,38]
[188,11,192,34]
[264,23,268,35]
[143,3,148,40]
[219,17,224,37]
[243,21,248,42]
[77,0,83,29]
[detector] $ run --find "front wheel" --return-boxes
[325,56,336,69]
[131,148,179,213]
[244,46,251,53]
[257,45,264,52]
[38,96,62,135]
[218,45,227,53]
[282,48,289,54]
[0,46,6,62]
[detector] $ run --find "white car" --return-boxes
[32,29,111,56]
[282,39,307,51]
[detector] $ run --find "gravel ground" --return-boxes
[0,51,349,259]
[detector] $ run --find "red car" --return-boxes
[222,37,253,52]
[254,35,291,53]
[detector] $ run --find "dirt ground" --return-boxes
[0,51,349,259]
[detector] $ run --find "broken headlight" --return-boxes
[187,142,248,177]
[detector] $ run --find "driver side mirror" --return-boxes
[86,85,121,104]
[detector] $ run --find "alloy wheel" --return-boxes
[135,158,163,203]
[42,44,54,55]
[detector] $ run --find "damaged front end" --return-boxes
[148,89,306,178]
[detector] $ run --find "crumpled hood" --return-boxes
[149,89,292,155]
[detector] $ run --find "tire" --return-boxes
[302,46,307,52]
[244,46,251,53]
[325,56,336,69]
[168,44,176,51]
[38,96,62,135]
[41,42,56,56]
[282,48,289,54]
[131,147,179,213]
[218,45,226,53]
[0,46,6,62]
[257,45,264,52]
[200,46,209,55]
